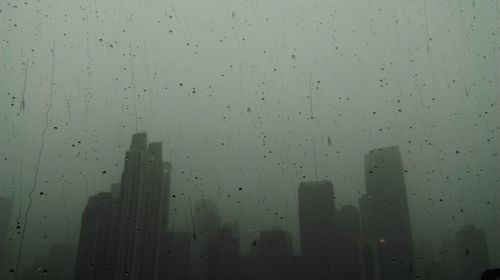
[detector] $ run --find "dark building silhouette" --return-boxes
[359,146,415,280]
[255,228,292,280]
[239,228,293,280]
[112,133,172,280]
[207,222,240,280]
[159,232,191,280]
[0,196,13,278]
[336,205,361,280]
[190,199,221,280]
[107,183,122,280]
[74,192,113,280]
[455,225,491,280]
[298,180,336,280]
[239,248,258,280]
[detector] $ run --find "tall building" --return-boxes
[255,228,292,280]
[74,192,113,280]
[298,180,336,280]
[107,183,122,280]
[455,225,491,280]
[112,133,172,280]
[360,146,415,280]
[336,205,361,280]
[207,222,240,280]
[0,196,13,279]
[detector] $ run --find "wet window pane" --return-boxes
[0,0,498,279]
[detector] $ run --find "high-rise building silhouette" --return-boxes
[336,205,361,280]
[108,183,121,280]
[112,133,172,280]
[0,196,13,279]
[359,146,415,280]
[74,192,113,280]
[255,228,292,280]
[207,222,240,280]
[455,225,491,280]
[298,180,336,280]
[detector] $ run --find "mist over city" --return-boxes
[0,0,498,279]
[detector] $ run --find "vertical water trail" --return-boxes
[13,40,56,279]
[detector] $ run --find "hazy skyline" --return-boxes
[0,0,498,272]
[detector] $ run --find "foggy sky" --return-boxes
[0,0,498,269]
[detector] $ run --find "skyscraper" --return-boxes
[298,180,336,280]
[74,192,113,280]
[255,228,292,280]
[207,222,240,280]
[360,146,415,280]
[112,133,172,280]
[0,196,13,279]
[455,225,491,280]
[336,205,361,280]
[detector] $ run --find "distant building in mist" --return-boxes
[455,225,491,280]
[359,146,415,280]
[239,228,293,280]
[74,192,113,280]
[298,180,336,280]
[256,228,292,280]
[112,133,172,280]
[0,196,12,278]
[190,199,221,280]
[336,205,361,280]
[207,222,240,280]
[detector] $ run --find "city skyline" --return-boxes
[0,131,497,280]
[12,133,490,280]
[1,0,496,278]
